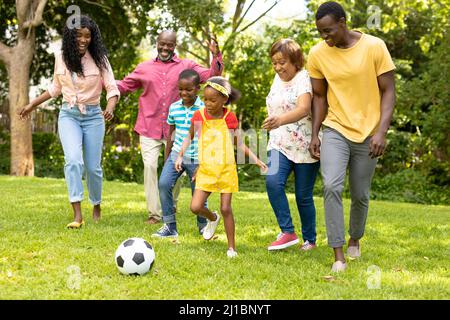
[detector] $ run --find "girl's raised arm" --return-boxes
[234,130,267,172]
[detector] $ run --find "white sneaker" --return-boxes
[347,245,361,259]
[203,211,220,240]
[331,261,347,273]
[300,240,317,251]
[227,248,238,258]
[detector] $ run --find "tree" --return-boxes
[307,0,449,77]
[305,0,449,185]
[0,0,47,176]
[0,0,155,176]
[396,34,450,185]
[229,19,318,129]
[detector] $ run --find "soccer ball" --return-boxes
[115,238,155,276]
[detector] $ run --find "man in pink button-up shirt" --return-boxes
[117,30,223,224]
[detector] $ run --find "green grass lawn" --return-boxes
[0,175,448,300]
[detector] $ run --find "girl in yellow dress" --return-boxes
[175,76,267,257]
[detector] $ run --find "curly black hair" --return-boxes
[62,15,108,76]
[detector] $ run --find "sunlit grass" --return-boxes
[0,175,448,299]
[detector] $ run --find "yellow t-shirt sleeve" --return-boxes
[374,40,396,76]
[306,51,325,79]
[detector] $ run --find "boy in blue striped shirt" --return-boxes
[153,69,207,238]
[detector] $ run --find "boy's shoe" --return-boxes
[268,232,299,251]
[347,245,361,259]
[300,240,317,251]
[203,211,220,240]
[227,248,238,258]
[152,224,178,238]
[331,261,347,273]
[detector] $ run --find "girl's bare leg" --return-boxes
[220,193,235,250]
[190,190,216,221]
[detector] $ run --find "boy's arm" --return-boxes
[165,125,176,161]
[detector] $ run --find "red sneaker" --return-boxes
[268,232,299,251]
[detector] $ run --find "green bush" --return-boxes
[379,130,416,174]
[32,132,65,178]
[371,169,449,205]
[237,164,449,205]
[1,132,449,205]
[102,143,145,184]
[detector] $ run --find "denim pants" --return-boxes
[265,149,320,243]
[159,151,207,229]
[58,104,105,204]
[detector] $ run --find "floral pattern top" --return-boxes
[266,69,320,164]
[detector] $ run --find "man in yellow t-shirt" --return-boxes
[306,1,396,273]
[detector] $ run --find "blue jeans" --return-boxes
[265,149,320,243]
[159,151,207,229]
[58,104,105,204]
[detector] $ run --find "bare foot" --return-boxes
[144,217,161,225]
[71,202,83,223]
[93,204,101,222]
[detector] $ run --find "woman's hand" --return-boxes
[103,106,115,121]
[174,155,183,172]
[262,116,282,131]
[18,103,35,120]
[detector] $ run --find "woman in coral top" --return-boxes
[19,15,119,228]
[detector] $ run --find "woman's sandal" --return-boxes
[66,220,85,229]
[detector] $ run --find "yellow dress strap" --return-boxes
[223,108,230,120]
[199,108,207,121]
[200,108,230,121]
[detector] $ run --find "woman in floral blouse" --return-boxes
[263,39,321,252]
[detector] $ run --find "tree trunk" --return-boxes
[9,35,35,176]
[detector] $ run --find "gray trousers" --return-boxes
[321,127,377,248]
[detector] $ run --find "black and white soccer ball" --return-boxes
[115,238,155,276]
